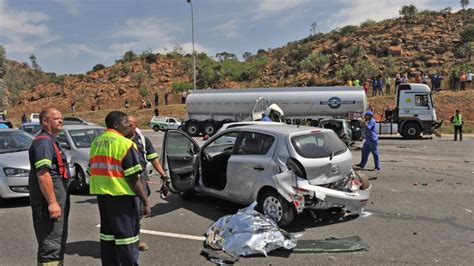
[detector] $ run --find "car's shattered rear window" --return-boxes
[291,131,347,158]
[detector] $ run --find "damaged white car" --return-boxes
[162,125,371,227]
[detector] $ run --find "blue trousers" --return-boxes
[359,140,380,169]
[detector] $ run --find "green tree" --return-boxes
[140,50,157,64]
[339,25,359,36]
[130,71,145,88]
[457,42,474,60]
[383,56,397,77]
[0,45,7,78]
[29,54,41,71]
[460,24,474,44]
[122,50,136,62]
[242,52,252,61]
[215,52,237,62]
[336,64,355,82]
[299,53,329,74]
[460,0,470,10]
[310,22,320,35]
[399,5,418,24]
[138,85,148,97]
[360,19,376,28]
[354,61,378,81]
[342,45,365,65]
[171,82,193,92]
[92,64,106,72]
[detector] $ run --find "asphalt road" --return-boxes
[1,132,473,265]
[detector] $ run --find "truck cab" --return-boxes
[381,83,440,139]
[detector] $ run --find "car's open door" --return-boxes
[162,130,200,193]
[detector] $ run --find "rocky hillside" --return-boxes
[2,8,473,122]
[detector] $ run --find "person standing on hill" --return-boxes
[353,78,360,87]
[467,70,472,89]
[460,72,467,91]
[154,92,159,106]
[164,91,169,105]
[450,109,464,141]
[372,79,377,96]
[384,76,391,95]
[363,82,369,95]
[377,77,384,96]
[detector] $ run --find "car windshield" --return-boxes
[69,128,104,148]
[291,131,347,158]
[0,131,33,154]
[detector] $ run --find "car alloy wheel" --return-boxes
[263,196,284,222]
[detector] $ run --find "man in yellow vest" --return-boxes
[450,109,464,141]
[89,111,150,265]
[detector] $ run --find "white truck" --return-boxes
[183,84,441,139]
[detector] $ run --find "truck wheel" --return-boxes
[257,189,295,228]
[186,122,200,136]
[402,123,421,139]
[203,121,217,136]
[153,125,160,132]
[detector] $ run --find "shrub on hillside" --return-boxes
[140,51,157,64]
[460,24,474,44]
[171,82,193,92]
[336,64,355,82]
[299,53,329,74]
[92,64,106,72]
[360,19,376,28]
[339,25,359,36]
[122,51,136,63]
[354,61,378,81]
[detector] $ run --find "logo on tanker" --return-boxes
[320,97,356,109]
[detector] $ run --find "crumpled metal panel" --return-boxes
[205,202,296,257]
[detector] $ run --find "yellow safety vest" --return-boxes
[89,129,142,196]
[453,114,463,126]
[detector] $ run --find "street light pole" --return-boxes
[187,0,196,90]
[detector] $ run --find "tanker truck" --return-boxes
[182,84,441,139]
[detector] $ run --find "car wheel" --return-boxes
[75,166,89,194]
[402,122,421,139]
[258,190,295,228]
[186,121,200,137]
[153,125,160,132]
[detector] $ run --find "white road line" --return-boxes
[95,224,205,241]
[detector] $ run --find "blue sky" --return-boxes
[0,0,460,74]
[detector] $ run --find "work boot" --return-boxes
[139,241,149,251]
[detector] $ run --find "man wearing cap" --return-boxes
[356,111,380,170]
[450,109,464,141]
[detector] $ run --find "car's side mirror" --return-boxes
[60,142,71,150]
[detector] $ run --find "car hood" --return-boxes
[0,150,30,171]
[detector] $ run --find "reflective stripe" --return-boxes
[123,164,142,176]
[90,162,123,171]
[100,233,115,241]
[90,155,122,166]
[115,235,139,245]
[90,168,125,178]
[35,159,52,169]
[146,153,158,160]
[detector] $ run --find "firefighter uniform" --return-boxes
[28,130,70,265]
[89,129,143,265]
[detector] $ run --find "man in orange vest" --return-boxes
[89,111,150,265]
[29,107,71,265]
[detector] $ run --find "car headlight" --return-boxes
[3,167,30,177]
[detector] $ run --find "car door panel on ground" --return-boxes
[226,131,276,203]
[163,130,200,192]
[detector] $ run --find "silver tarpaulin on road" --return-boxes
[204,202,296,257]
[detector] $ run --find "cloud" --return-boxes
[157,42,212,56]
[212,20,240,39]
[52,0,80,16]
[0,0,59,53]
[326,0,458,29]
[110,17,182,50]
[256,0,310,14]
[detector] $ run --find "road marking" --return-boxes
[95,224,206,241]
[360,211,372,217]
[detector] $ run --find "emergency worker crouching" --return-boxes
[88,111,150,265]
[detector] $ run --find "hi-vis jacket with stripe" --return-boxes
[89,129,142,196]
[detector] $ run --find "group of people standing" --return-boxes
[28,107,169,265]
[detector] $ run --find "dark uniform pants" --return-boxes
[454,125,463,141]
[31,194,70,264]
[97,195,140,266]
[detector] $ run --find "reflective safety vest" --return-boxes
[89,129,141,196]
[453,114,463,126]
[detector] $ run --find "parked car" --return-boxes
[162,124,371,227]
[30,113,40,123]
[58,125,155,193]
[63,116,97,126]
[150,116,182,132]
[0,129,75,202]
[318,119,353,146]
[19,122,42,135]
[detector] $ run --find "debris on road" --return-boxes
[203,202,296,262]
[368,177,378,181]
[292,236,369,253]
[465,209,472,213]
